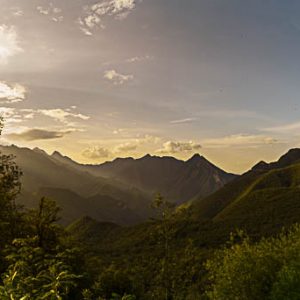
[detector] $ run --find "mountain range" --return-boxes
[52,151,236,204]
[68,148,300,263]
[0,145,236,225]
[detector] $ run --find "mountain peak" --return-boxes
[113,157,134,162]
[52,150,63,157]
[276,148,300,168]
[140,154,152,160]
[33,147,47,155]
[251,160,269,172]
[187,153,205,163]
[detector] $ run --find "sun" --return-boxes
[0,25,22,63]
[0,46,11,60]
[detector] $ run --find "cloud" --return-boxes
[170,118,197,124]
[126,55,153,63]
[140,134,161,144]
[79,0,140,34]
[114,142,138,152]
[82,146,111,159]
[7,129,72,141]
[0,107,23,124]
[104,69,133,85]
[37,4,63,22]
[0,81,26,103]
[37,108,90,124]
[11,7,24,17]
[157,141,202,154]
[203,134,279,148]
[0,25,22,63]
[262,122,300,133]
[0,107,89,129]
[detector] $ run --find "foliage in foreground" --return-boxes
[205,226,300,300]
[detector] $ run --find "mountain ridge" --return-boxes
[0,145,236,224]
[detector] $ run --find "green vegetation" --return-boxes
[205,226,300,300]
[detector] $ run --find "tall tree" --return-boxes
[151,194,176,300]
[0,118,22,252]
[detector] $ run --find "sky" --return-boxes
[1,0,300,173]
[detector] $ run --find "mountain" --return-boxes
[0,145,236,224]
[0,145,151,225]
[67,148,300,267]
[60,153,237,204]
[191,148,300,237]
[63,148,300,300]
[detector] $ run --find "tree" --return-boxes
[151,194,176,300]
[26,197,62,250]
[0,118,23,269]
[88,265,136,299]
[204,225,300,300]
[0,236,80,299]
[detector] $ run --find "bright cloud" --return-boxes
[37,108,90,124]
[0,107,23,124]
[0,25,22,63]
[170,118,197,124]
[0,107,90,130]
[126,55,153,63]
[0,81,26,103]
[11,7,24,17]
[82,146,111,159]
[37,4,63,22]
[157,141,202,154]
[104,69,133,85]
[79,0,139,34]
[114,142,138,152]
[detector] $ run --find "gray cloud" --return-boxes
[8,129,72,141]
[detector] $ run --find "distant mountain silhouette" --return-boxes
[251,149,300,173]
[0,145,236,224]
[0,145,151,225]
[58,153,237,204]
